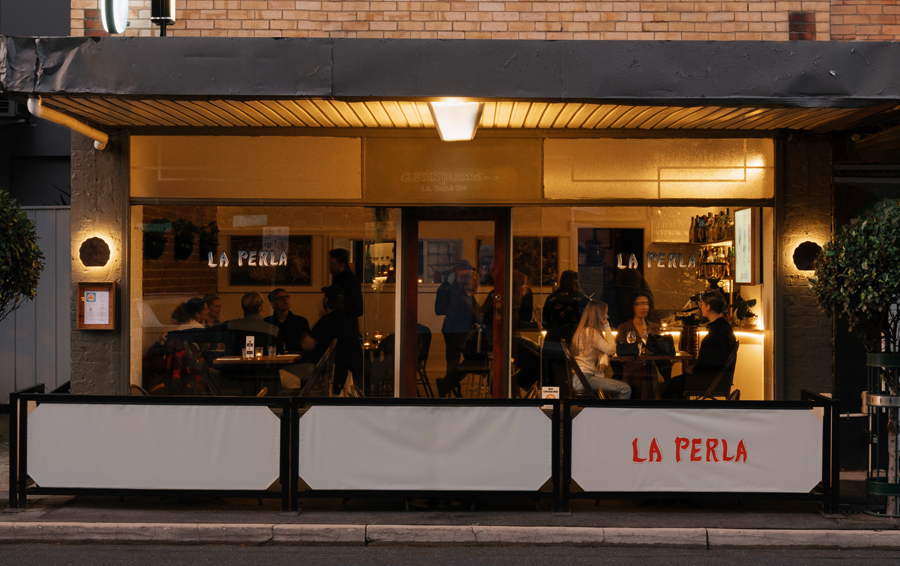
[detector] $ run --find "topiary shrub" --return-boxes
[0,191,45,323]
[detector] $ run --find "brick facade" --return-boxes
[73,1,868,40]
[141,205,218,298]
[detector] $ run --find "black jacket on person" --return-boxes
[333,268,364,320]
[264,311,310,353]
[693,317,737,379]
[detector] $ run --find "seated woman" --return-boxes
[571,300,631,399]
[615,291,671,399]
[662,290,737,399]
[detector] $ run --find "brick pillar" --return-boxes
[70,131,130,395]
[778,133,834,400]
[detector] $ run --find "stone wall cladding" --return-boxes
[72,0,848,40]
[70,132,129,396]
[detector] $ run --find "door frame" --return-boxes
[399,207,511,398]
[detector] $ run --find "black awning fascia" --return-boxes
[2,37,898,108]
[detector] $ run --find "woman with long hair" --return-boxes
[171,297,208,328]
[615,290,671,398]
[571,300,631,399]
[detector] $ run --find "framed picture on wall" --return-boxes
[476,238,495,285]
[513,236,559,287]
[734,208,759,285]
[224,234,313,288]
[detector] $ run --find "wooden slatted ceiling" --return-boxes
[43,97,862,132]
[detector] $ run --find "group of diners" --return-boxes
[542,270,736,400]
[166,248,364,395]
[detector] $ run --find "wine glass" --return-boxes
[626,331,637,344]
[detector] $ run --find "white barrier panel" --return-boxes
[28,404,281,490]
[572,408,822,493]
[298,406,551,491]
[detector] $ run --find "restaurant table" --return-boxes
[612,351,694,400]
[213,354,303,394]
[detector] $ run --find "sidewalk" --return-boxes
[3,417,900,548]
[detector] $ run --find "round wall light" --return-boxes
[80,237,112,267]
[792,240,823,271]
[101,0,130,34]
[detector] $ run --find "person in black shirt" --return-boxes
[264,288,310,353]
[662,290,737,399]
[328,248,363,334]
[302,285,364,395]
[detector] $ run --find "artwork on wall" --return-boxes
[513,236,559,287]
[477,236,560,287]
[227,234,313,287]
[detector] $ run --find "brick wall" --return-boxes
[141,205,218,298]
[73,1,852,40]
[832,0,899,40]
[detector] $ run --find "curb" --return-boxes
[0,523,899,548]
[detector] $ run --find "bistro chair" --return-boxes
[560,340,606,400]
[684,341,741,400]
[416,325,434,398]
[457,324,491,398]
[294,339,338,398]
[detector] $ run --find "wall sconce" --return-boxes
[428,101,484,142]
[80,237,112,267]
[151,0,177,36]
[792,241,823,271]
[101,0,129,34]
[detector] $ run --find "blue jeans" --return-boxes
[573,370,632,399]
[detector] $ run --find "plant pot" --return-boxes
[174,237,194,261]
[199,241,217,261]
[143,235,166,260]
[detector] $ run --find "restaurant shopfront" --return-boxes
[4,36,890,510]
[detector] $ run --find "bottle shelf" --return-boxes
[697,239,733,247]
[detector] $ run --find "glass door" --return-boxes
[399,208,510,398]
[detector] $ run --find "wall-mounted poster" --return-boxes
[734,208,759,285]
[228,234,313,287]
[77,282,116,330]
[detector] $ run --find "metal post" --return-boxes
[560,400,572,513]
[8,392,18,509]
[18,395,28,507]
[551,399,560,513]
[831,399,841,514]
[291,398,300,513]
[822,399,833,514]
[279,398,291,513]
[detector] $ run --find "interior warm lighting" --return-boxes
[428,101,484,142]
[101,0,129,34]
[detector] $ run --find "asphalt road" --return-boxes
[2,545,900,566]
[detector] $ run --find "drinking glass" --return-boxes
[268,346,276,357]
[626,331,637,344]
[255,347,263,359]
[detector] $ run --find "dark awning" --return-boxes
[2,37,899,132]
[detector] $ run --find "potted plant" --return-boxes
[199,221,219,260]
[142,218,169,261]
[0,191,44,322]
[809,199,900,516]
[731,295,757,328]
[171,219,200,261]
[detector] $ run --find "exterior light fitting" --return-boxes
[101,0,129,35]
[151,0,177,36]
[79,237,112,267]
[428,101,484,142]
[792,240,823,271]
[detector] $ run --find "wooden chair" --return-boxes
[685,341,740,400]
[560,340,606,400]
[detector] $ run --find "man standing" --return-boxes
[302,285,364,395]
[264,288,310,353]
[328,248,363,333]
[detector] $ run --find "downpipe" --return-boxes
[27,96,108,151]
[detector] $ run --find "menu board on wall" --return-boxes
[734,208,759,285]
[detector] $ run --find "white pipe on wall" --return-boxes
[27,96,108,151]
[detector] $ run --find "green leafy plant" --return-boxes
[0,191,45,323]
[143,218,170,243]
[809,200,900,354]
[731,296,757,325]
[172,219,201,244]
[199,221,219,248]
